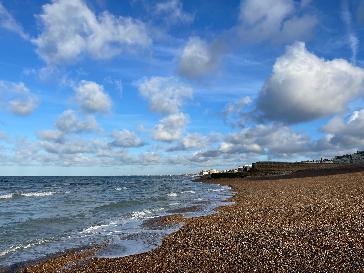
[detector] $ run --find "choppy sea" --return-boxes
[0,176,232,268]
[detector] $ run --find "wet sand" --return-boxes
[21,168,364,272]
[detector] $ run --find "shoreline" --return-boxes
[16,167,364,272]
[1,178,233,273]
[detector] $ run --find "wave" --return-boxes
[80,224,111,234]
[21,191,55,197]
[0,193,14,200]
[167,192,177,197]
[130,207,165,220]
[181,190,196,194]
[0,239,48,257]
[93,200,141,212]
[115,187,127,191]
[0,191,55,201]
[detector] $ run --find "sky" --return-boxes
[0,0,364,175]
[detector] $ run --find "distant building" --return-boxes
[333,151,364,164]
[199,169,220,177]
[237,165,252,173]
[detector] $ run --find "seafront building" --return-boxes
[333,151,364,164]
[198,151,364,178]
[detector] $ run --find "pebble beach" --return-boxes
[20,168,364,272]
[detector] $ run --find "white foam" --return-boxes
[115,187,127,191]
[0,239,48,257]
[130,208,163,220]
[21,191,55,197]
[0,193,13,200]
[181,190,195,194]
[81,224,110,234]
[130,211,148,219]
[167,192,177,197]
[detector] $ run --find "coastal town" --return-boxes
[198,151,364,178]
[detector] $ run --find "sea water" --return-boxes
[0,176,232,268]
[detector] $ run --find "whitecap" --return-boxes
[115,187,127,191]
[181,190,195,194]
[21,191,55,197]
[167,192,177,197]
[0,193,14,200]
[152,207,164,212]
[130,209,155,219]
[81,224,110,234]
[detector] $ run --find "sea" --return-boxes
[0,176,232,268]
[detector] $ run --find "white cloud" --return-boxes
[9,97,38,116]
[153,112,188,142]
[0,2,28,39]
[38,130,64,143]
[138,77,192,114]
[56,110,99,133]
[41,138,93,155]
[190,124,315,162]
[111,129,144,148]
[256,42,364,123]
[139,152,160,164]
[155,0,193,25]
[75,81,112,113]
[342,0,359,64]
[177,37,221,79]
[0,81,39,116]
[33,0,151,65]
[224,96,252,127]
[238,0,317,44]
[323,110,364,149]
[168,133,208,151]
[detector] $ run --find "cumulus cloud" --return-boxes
[0,2,28,39]
[0,81,39,116]
[256,42,364,124]
[38,130,64,143]
[56,110,99,133]
[9,97,38,116]
[168,133,208,151]
[41,138,92,155]
[137,77,192,114]
[191,124,314,162]
[238,0,317,44]
[153,112,188,142]
[178,37,223,79]
[139,152,160,164]
[75,81,112,113]
[110,129,144,148]
[323,109,364,149]
[224,96,252,127]
[33,0,151,65]
[154,0,193,25]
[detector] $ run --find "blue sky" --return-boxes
[0,0,364,175]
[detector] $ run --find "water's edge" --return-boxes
[0,177,234,272]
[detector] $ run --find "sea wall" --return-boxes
[251,162,346,176]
